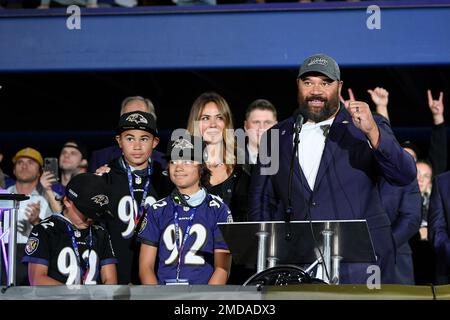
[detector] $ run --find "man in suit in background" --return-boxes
[244,99,278,165]
[429,171,450,284]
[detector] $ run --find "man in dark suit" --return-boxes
[428,171,450,284]
[249,53,417,284]
[342,87,422,284]
[378,178,421,284]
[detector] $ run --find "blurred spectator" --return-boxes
[244,98,278,165]
[114,0,137,7]
[341,86,421,284]
[38,0,98,9]
[1,147,52,285]
[389,90,446,176]
[406,91,445,285]
[39,139,89,214]
[417,160,433,234]
[173,0,216,6]
[369,87,421,285]
[0,150,15,189]
[0,152,7,189]
[410,159,437,284]
[58,140,89,188]
[343,87,445,285]
[404,127,442,285]
[429,170,450,284]
[248,1,357,3]
[140,0,173,5]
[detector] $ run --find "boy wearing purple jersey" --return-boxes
[138,134,232,285]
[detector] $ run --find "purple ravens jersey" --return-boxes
[22,214,117,285]
[137,193,232,284]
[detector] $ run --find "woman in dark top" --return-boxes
[186,92,250,222]
[186,92,253,284]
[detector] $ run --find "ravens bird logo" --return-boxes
[91,194,109,207]
[138,217,148,235]
[25,237,39,255]
[126,113,148,125]
[172,137,194,150]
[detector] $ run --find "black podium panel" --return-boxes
[219,220,376,267]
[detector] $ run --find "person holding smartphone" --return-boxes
[40,140,89,214]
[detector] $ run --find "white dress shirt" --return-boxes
[297,117,334,190]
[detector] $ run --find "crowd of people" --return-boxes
[0,53,449,287]
[0,0,382,10]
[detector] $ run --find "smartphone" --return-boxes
[44,157,59,179]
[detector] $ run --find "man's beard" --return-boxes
[297,92,340,123]
[17,175,39,184]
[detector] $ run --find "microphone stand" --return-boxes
[285,113,304,240]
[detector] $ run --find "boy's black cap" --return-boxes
[116,111,158,137]
[65,173,113,220]
[166,134,207,163]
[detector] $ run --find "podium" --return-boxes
[0,193,30,288]
[219,220,376,284]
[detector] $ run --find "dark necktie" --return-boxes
[320,124,331,138]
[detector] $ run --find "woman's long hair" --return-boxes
[187,92,236,174]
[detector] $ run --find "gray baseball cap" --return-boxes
[297,53,340,81]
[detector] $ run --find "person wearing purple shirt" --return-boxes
[138,134,232,285]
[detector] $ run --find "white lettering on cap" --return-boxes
[308,57,329,66]
[68,189,78,198]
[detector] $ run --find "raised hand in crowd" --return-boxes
[340,86,390,121]
[40,171,62,213]
[368,87,389,120]
[427,90,444,125]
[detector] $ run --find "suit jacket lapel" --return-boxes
[280,118,312,194]
[314,106,350,191]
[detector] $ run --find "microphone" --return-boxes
[287,108,332,282]
[285,109,307,240]
[293,109,307,136]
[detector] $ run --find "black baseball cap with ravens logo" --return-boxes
[65,173,113,220]
[116,111,158,138]
[166,133,208,163]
